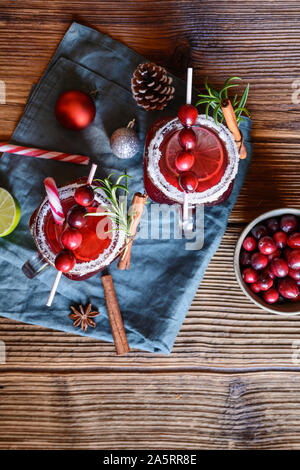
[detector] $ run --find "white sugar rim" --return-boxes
[32,183,126,275]
[147,114,240,204]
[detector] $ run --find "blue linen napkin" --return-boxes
[0,22,252,354]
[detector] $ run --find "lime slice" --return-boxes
[0,188,21,237]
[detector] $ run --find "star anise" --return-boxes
[69,303,100,332]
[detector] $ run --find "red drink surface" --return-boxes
[43,197,111,262]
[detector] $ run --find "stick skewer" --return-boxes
[101,268,130,355]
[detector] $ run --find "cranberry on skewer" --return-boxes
[61,227,83,251]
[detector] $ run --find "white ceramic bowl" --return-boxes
[234,208,300,315]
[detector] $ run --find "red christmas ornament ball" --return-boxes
[55,250,76,273]
[179,171,198,193]
[178,104,198,127]
[175,150,195,172]
[74,185,95,207]
[60,227,83,251]
[55,90,96,131]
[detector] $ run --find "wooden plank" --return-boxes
[0,370,300,449]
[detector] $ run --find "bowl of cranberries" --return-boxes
[234,209,300,315]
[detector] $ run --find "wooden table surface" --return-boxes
[1,0,300,450]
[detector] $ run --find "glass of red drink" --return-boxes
[144,114,240,206]
[23,179,126,280]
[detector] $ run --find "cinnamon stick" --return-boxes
[118,192,148,270]
[101,269,130,355]
[221,98,247,159]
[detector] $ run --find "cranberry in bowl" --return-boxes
[234,208,300,315]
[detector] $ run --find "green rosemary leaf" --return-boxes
[242,108,251,117]
[86,171,133,238]
[213,103,221,125]
[238,83,250,110]
[204,77,210,94]
[196,98,215,106]
[205,102,210,119]
[113,184,129,193]
[197,94,215,100]
[235,106,249,115]
[196,76,250,127]
[220,83,240,99]
[86,212,109,217]
[224,76,242,87]
[116,173,132,186]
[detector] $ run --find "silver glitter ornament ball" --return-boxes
[110,119,140,159]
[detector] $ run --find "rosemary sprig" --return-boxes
[86,171,133,237]
[196,76,250,126]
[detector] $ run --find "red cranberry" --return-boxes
[251,252,268,270]
[287,249,300,270]
[178,104,198,127]
[74,184,94,207]
[280,214,298,233]
[283,246,292,260]
[273,231,287,249]
[251,224,268,240]
[290,292,300,302]
[175,150,195,172]
[270,258,289,278]
[243,267,258,284]
[257,274,273,291]
[287,232,300,249]
[178,127,197,150]
[243,236,256,252]
[266,217,280,233]
[268,249,281,261]
[278,277,299,299]
[240,250,252,266]
[258,236,276,255]
[288,268,300,281]
[262,265,276,280]
[60,227,83,251]
[55,249,76,273]
[178,171,198,192]
[67,205,87,229]
[250,282,261,293]
[263,287,279,304]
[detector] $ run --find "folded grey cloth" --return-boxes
[0,22,252,353]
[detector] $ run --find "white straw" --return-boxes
[183,192,189,223]
[186,67,193,105]
[182,193,193,235]
[87,163,97,185]
[46,270,62,307]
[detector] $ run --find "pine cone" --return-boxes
[131,62,175,111]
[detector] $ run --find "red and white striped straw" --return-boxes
[0,142,90,165]
[44,177,65,226]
